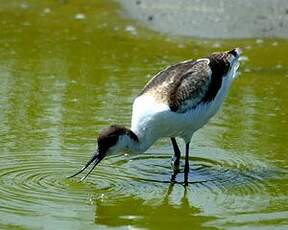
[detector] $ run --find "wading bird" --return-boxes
[68,48,241,185]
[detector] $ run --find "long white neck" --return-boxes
[133,128,157,153]
[116,128,156,154]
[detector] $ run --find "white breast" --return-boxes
[131,94,170,140]
[131,58,239,147]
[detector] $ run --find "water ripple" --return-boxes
[0,151,284,216]
[0,155,89,214]
[67,152,279,201]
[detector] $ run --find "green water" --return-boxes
[0,1,287,229]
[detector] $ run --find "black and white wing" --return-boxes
[167,59,213,112]
[140,49,240,113]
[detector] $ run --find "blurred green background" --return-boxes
[0,0,287,229]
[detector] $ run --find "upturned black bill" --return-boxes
[67,150,105,181]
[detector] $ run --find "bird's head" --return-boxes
[97,125,138,155]
[68,125,138,181]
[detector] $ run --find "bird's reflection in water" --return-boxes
[93,183,217,229]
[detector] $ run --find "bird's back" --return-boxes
[138,59,211,113]
[132,49,240,143]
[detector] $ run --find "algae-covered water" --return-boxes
[0,1,287,229]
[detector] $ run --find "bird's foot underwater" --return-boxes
[171,156,180,172]
[170,156,180,183]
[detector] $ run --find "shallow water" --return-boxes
[0,1,288,229]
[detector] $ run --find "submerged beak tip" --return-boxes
[67,150,105,182]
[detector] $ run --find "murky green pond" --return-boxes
[0,1,287,229]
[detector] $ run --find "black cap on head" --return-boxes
[97,125,138,154]
[67,125,138,181]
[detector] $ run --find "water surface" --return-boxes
[0,1,287,229]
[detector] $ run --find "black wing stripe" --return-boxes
[139,52,233,113]
[139,60,198,96]
[168,60,212,113]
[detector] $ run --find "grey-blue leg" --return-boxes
[170,137,181,182]
[171,137,181,171]
[184,142,190,186]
